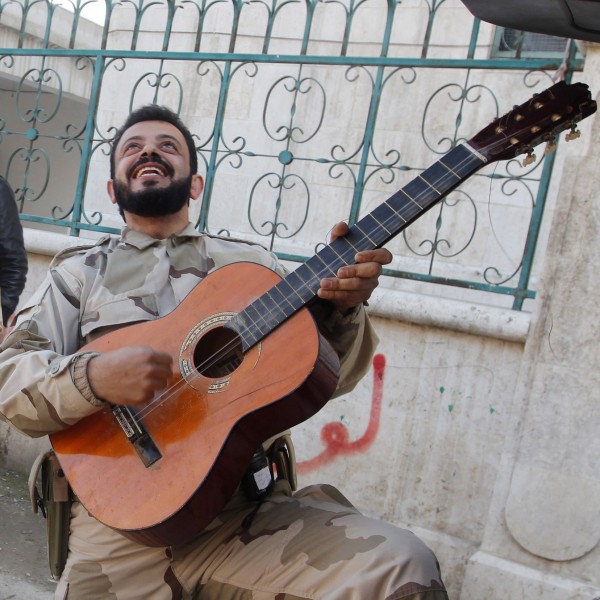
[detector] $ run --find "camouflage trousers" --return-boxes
[56,480,448,600]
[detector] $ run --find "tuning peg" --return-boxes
[565,126,581,142]
[522,151,536,167]
[544,138,557,156]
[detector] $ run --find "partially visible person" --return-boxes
[0,175,28,334]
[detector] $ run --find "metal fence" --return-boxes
[0,0,585,310]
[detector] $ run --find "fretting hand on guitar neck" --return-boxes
[318,221,392,312]
[0,84,595,599]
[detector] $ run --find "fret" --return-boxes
[256,294,288,324]
[234,310,260,348]
[383,145,482,234]
[352,204,401,249]
[398,187,423,210]
[265,284,297,314]
[353,222,379,247]
[364,201,406,246]
[438,156,462,179]
[417,173,441,195]
[241,303,270,337]
[364,210,395,235]
[313,244,353,276]
[335,234,360,255]
[302,260,329,285]
[280,268,318,305]
[235,288,292,349]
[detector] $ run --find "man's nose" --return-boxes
[141,143,159,157]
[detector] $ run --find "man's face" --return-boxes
[110,120,195,218]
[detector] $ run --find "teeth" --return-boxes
[135,166,165,178]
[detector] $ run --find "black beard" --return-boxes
[113,176,192,219]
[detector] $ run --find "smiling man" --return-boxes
[0,105,448,600]
[109,118,203,222]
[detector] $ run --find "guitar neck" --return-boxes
[231,142,486,350]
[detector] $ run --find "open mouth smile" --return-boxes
[128,158,174,180]
[132,164,168,179]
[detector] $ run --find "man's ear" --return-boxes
[107,179,117,205]
[189,174,204,200]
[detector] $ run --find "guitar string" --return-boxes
[130,144,490,423]
[132,113,571,423]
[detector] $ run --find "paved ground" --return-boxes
[0,468,56,599]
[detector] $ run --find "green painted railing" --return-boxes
[0,0,585,310]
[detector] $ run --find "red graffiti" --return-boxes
[297,353,386,474]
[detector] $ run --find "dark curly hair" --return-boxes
[110,105,198,178]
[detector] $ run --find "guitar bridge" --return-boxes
[112,406,162,468]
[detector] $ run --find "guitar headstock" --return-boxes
[469,81,597,164]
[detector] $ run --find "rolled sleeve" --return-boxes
[315,303,379,398]
[0,271,103,437]
[69,351,104,407]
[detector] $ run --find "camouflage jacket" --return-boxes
[0,223,377,438]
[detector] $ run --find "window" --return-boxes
[492,28,577,59]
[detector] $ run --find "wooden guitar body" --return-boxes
[50,262,340,547]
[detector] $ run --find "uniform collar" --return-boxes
[120,223,204,249]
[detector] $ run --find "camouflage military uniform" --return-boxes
[0,224,447,599]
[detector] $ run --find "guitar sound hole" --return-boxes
[193,326,244,378]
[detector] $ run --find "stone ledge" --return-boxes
[23,228,531,344]
[366,285,529,343]
[24,228,99,258]
[461,551,600,599]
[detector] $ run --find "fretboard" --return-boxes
[232,143,486,349]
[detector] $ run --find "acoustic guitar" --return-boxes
[50,80,597,547]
